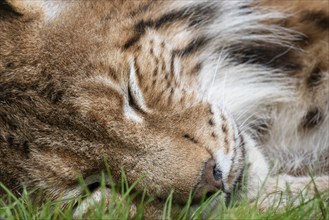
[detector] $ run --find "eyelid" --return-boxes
[127,57,150,114]
[127,83,145,114]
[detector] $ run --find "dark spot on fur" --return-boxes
[6,135,14,146]
[208,119,215,126]
[153,67,158,77]
[0,113,18,130]
[302,10,329,30]
[154,56,159,64]
[165,74,170,82]
[224,137,229,145]
[222,124,228,133]
[6,62,15,68]
[22,141,30,155]
[301,107,324,130]
[307,66,323,88]
[162,63,166,72]
[238,4,251,11]
[192,63,202,73]
[51,90,64,103]
[6,135,30,156]
[183,134,198,144]
[211,132,217,138]
[170,54,175,74]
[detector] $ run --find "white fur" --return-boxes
[186,0,329,205]
[22,0,67,21]
[187,0,328,177]
[91,75,122,93]
[40,1,65,21]
[215,147,234,189]
[128,58,149,113]
[45,0,327,210]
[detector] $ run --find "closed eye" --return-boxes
[123,57,150,122]
[127,83,144,114]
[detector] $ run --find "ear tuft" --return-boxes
[0,0,24,18]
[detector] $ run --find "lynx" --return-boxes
[0,0,328,218]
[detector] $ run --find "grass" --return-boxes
[1,172,328,220]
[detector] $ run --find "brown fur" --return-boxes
[0,0,232,207]
[256,0,329,175]
[0,0,328,218]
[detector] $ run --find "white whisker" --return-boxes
[238,111,260,131]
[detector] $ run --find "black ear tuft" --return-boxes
[0,0,23,18]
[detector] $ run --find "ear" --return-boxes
[0,0,24,17]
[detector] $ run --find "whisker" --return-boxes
[207,50,227,101]
[238,111,260,131]
[235,106,259,122]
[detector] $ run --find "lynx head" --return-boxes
[0,0,261,214]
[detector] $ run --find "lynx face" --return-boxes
[77,50,249,203]
[0,0,250,207]
[1,0,328,218]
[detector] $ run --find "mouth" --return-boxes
[193,163,246,219]
[65,169,245,219]
[65,149,246,219]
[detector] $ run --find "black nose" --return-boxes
[193,159,223,202]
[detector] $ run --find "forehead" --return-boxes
[127,33,203,109]
[30,1,214,112]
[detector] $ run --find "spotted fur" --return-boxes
[0,0,328,218]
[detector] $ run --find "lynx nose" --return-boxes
[194,159,223,202]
